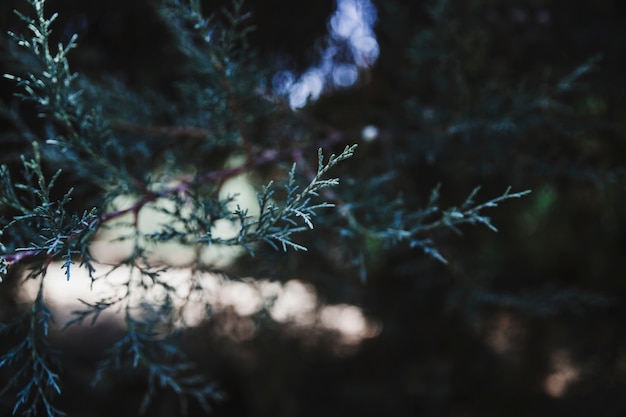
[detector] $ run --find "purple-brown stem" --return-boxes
[1,131,347,271]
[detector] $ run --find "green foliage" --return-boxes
[93,312,223,415]
[223,146,358,253]
[337,182,531,281]
[0,141,98,279]
[370,0,606,190]
[0,0,548,415]
[0,281,64,417]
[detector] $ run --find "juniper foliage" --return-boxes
[0,0,565,415]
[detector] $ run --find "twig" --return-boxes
[1,131,349,271]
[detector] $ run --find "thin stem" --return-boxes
[1,131,349,270]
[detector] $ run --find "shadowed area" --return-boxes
[2,0,626,416]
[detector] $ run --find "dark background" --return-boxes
[2,0,626,416]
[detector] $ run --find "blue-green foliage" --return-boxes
[0,0,536,415]
[0,285,64,417]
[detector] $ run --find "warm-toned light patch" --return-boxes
[484,311,524,355]
[21,262,381,348]
[543,350,581,398]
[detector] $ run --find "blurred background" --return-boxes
[2,0,626,416]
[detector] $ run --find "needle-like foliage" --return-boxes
[0,0,536,415]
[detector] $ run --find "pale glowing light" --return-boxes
[24,263,381,347]
[543,350,581,398]
[288,69,325,109]
[272,70,296,94]
[330,0,379,67]
[218,280,263,316]
[483,314,581,398]
[484,311,524,355]
[269,280,318,325]
[361,125,379,142]
[330,1,361,38]
[279,0,380,109]
[319,304,381,344]
[332,64,359,87]
[94,166,258,269]
[19,158,380,347]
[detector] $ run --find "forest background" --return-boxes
[1,0,626,416]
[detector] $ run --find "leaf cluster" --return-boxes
[0,0,539,416]
[0,1,358,415]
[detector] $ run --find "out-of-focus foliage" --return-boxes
[1,0,625,416]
